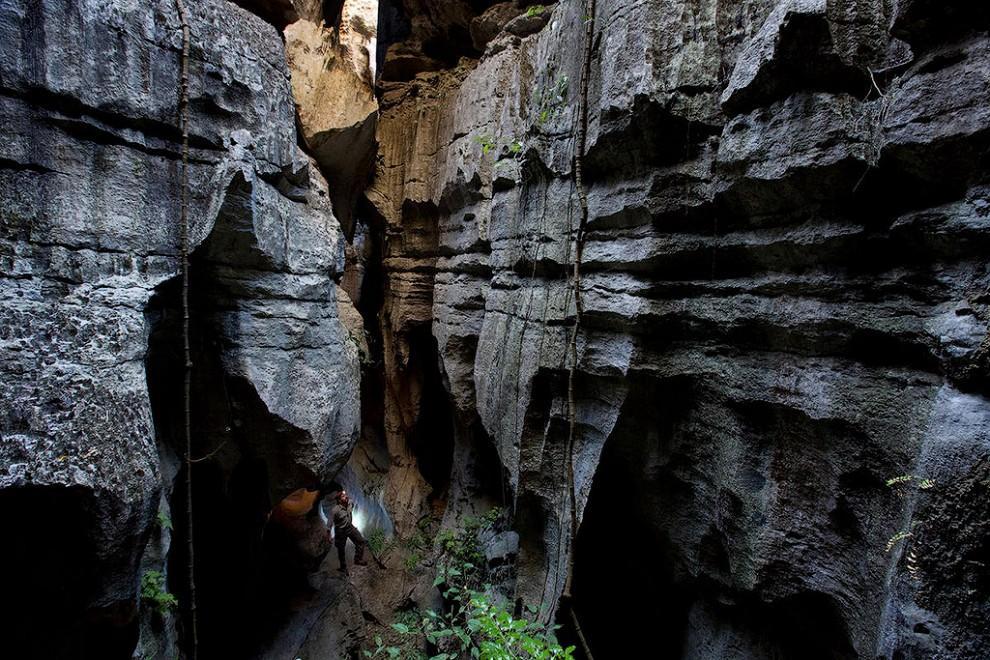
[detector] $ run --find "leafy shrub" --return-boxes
[140,570,178,617]
[475,135,496,156]
[534,75,569,125]
[367,527,387,556]
[435,508,501,590]
[156,511,172,531]
[370,589,573,659]
[370,508,569,659]
[525,5,546,17]
[405,550,424,572]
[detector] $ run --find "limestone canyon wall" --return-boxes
[0,0,360,655]
[371,0,990,658]
[1,0,989,658]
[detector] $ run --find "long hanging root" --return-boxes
[174,0,198,657]
[562,1,597,659]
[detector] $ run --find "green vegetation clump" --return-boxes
[534,75,569,125]
[525,5,546,17]
[400,516,437,571]
[475,135,497,156]
[435,508,501,590]
[156,511,172,531]
[370,508,572,659]
[367,527,388,556]
[372,591,574,660]
[404,550,424,571]
[140,570,178,617]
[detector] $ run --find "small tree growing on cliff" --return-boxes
[140,570,178,618]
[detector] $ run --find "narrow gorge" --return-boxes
[2,0,989,658]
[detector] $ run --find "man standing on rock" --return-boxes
[329,490,367,572]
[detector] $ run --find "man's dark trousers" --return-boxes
[336,526,366,569]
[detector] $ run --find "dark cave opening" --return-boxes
[567,382,689,658]
[145,274,279,658]
[375,0,411,80]
[421,25,478,66]
[0,486,139,659]
[144,223,325,658]
[405,324,456,500]
[564,377,860,659]
[464,415,508,506]
[323,0,345,31]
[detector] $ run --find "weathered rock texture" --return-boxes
[286,0,379,236]
[370,0,990,657]
[4,0,990,658]
[232,0,301,28]
[0,0,359,654]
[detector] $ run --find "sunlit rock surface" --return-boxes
[286,0,379,235]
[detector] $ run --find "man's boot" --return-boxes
[352,529,368,566]
[356,527,368,566]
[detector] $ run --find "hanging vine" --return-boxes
[173,0,198,657]
[562,0,597,657]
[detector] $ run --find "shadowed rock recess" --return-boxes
[2,0,989,658]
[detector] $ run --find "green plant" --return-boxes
[495,139,526,170]
[140,570,178,617]
[156,511,172,531]
[375,589,574,659]
[370,509,570,659]
[525,5,545,17]
[404,517,437,552]
[533,75,569,125]
[435,509,502,590]
[475,134,496,156]
[366,634,401,659]
[368,527,387,555]
[405,550,423,571]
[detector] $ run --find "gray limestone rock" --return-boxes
[6,0,990,657]
[0,0,359,652]
[370,0,990,657]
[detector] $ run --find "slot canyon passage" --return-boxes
[3,0,990,658]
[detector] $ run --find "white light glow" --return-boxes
[351,507,366,533]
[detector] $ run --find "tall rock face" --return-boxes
[0,0,359,655]
[372,0,990,657]
[2,0,989,658]
[286,0,379,236]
